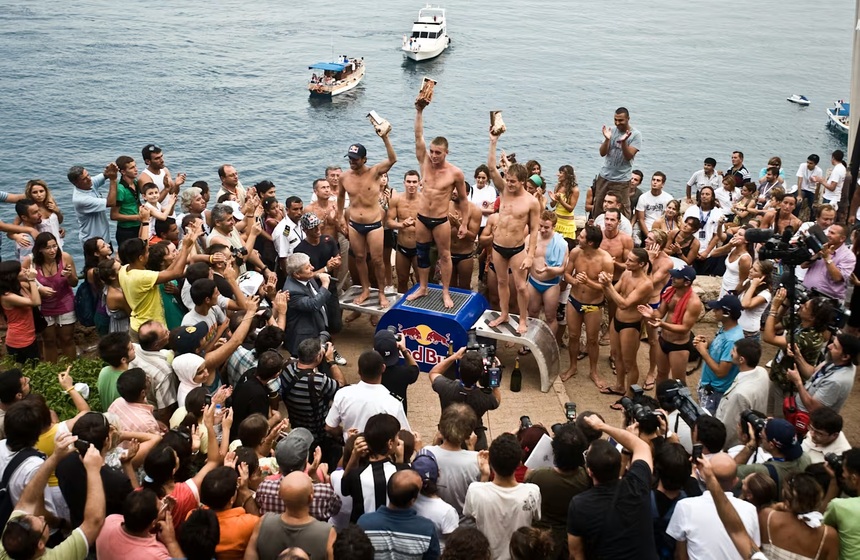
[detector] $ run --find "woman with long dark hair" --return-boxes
[739,260,774,339]
[548,165,579,247]
[23,232,77,362]
[0,261,41,362]
[146,241,185,329]
[97,259,130,334]
[83,236,114,334]
[710,227,752,297]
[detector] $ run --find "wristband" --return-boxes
[65,387,76,394]
[209,255,214,264]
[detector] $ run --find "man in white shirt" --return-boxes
[683,186,725,275]
[325,351,411,442]
[667,452,760,560]
[593,191,633,235]
[272,196,305,278]
[812,150,847,210]
[797,154,823,215]
[802,407,852,464]
[714,175,742,219]
[715,339,770,449]
[686,157,721,204]
[635,171,674,243]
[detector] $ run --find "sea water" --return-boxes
[0,0,852,264]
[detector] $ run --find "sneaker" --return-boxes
[334,349,348,366]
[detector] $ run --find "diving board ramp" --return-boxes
[341,283,559,393]
[473,311,560,393]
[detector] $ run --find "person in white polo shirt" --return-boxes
[325,350,410,442]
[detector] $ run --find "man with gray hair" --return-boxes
[207,202,272,279]
[283,252,333,355]
[69,162,120,250]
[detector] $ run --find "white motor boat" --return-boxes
[308,56,365,97]
[786,94,810,106]
[826,100,849,134]
[402,5,450,62]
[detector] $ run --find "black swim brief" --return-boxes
[417,214,448,231]
[396,244,417,258]
[349,220,383,236]
[613,318,643,333]
[659,334,694,355]
[451,252,473,266]
[492,243,525,260]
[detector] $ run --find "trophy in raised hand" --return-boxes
[367,110,391,137]
[416,77,437,107]
[490,110,506,135]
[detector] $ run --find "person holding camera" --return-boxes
[734,418,812,495]
[374,330,420,415]
[801,224,856,301]
[656,380,695,453]
[715,339,770,449]
[763,289,833,417]
[695,295,745,414]
[802,407,852,464]
[428,347,500,451]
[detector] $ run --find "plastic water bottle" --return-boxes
[214,404,223,424]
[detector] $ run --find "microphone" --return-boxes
[743,228,775,244]
[780,226,794,245]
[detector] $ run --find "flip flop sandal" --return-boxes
[577,351,588,361]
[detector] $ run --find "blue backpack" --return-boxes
[73,282,97,327]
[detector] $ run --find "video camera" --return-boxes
[825,452,844,480]
[745,225,826,267]
[657,380,705,428]
[619,385,661,434]
[740,409,767,438]
[466,331,501,388]
[788,282,848,334]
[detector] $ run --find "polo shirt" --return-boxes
[95,514,170,559]
[107,398,160,435]
[97,366,124,410]
[324,381,411,441]
[802,243,855,300]
[115,181,141,229]
[213,507,259,560]
[686,169,722,195]
[699,324,744,394]
[118,266,163,331]
[797,361,856,413]
[73,173,112,244]
[358,506,440,560]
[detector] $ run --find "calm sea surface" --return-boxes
[0,0,853,264]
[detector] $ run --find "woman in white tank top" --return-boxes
[711,227,752,297]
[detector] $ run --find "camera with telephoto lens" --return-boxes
[386,325,403,342]
[658,380,705,428]
[785,281,847,334]
[619,385,661,434]
[747,225,826,266]
[520,416,533,430]
[740,409,768,437]
[825,452,844,479]
[466,331,500,387]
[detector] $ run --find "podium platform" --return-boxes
[339,284,560,392]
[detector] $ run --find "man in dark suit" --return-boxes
[283,252,333,356]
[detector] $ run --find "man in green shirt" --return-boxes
[734,418,811,495]
[824,448,860,560]
[96,333,135,410]
[112,156,143,248]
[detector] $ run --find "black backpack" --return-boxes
[0,448,45,526]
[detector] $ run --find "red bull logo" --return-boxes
[397,324,450,366]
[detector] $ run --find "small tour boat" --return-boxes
[401,5,450,62]
[308,55,365,97]
[787,94,810,106]
[826,100,849,134]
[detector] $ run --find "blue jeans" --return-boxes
[698,386,725,415]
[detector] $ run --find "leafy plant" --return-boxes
[0,357,104,420]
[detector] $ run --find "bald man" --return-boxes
[246,471,336,560]
[666,453,760,559]
[358,469,441,559]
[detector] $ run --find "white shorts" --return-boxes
[45,311,76,327]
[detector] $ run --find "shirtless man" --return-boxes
[486,131,541,333]
[560,225,614,386]
[527,211,569,334]
[305,179,342,240]
[759,194,802,234]
[386,170,421,293]
[448,188,482,290]
[599,208,633,343]
[599,248,653,402]
[642,229,675,389]
[638,265,703,385]
[408,100,470,308]
[338,133,397,307]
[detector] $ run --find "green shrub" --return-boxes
[0,357,104,420]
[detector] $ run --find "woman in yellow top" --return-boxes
[548,165,579,248]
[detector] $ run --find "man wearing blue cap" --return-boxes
[734,418,811,495]
[695,295,745,414]
[638,265,703,385]
[338,123,397,309]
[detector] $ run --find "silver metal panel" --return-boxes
[338,286,403,317]
[473,311,560,393]
[400,287,470,314]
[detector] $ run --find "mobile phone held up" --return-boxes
[488,366,501,388]
[692,443,703,463]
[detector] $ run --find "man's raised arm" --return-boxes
[414,102,428,164]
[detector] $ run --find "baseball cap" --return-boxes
[237,270,264,297]
[374,330,400,367]
[765,418,803,461]
[412,449,439,484]
[346,143,367,160]
[170,322,209,356]
[705,295,742,320]
[275,427,314,473]
[222,200,244,221]
[142,144,161,159]
[300,212,322,231]
[669,265,696,282]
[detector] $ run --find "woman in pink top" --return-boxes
[0,261,41,363]
[23,232,78,362]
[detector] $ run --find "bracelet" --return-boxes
[209,255,214,264]
[64,387,76,394]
